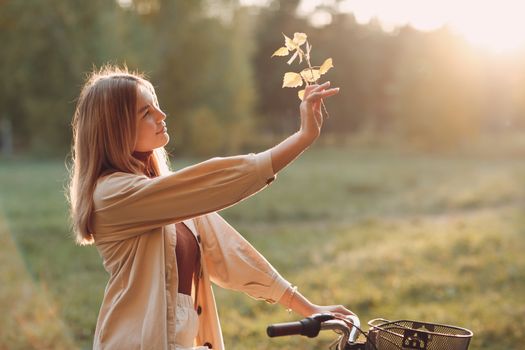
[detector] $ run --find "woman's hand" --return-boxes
[279,286,355,319]
[268,81,339,174]
[307,304,356,318]
[298,81,340,144]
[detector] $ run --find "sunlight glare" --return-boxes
[336,0,525,53]
[448,1,525,53]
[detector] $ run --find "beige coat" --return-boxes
[92,150,291,349]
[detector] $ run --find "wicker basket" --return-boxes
[365,318,473,350]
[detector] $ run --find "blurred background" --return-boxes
[0,0,524,349]
[2,0,525,156]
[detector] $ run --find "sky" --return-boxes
[240,0,525,54]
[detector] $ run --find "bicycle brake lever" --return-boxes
[344,315,361,343]
[312,313,336,322]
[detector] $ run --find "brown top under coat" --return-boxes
[175,222,200,296]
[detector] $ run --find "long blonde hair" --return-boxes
[68,65,170,245]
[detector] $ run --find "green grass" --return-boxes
[0,210,77,349]
[1,147,524,349]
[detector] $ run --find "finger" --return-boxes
[311,81,331,93]
[332,305,354,315]
[304,81,332,99]
[306,87,339,102]
[306,82,330,98]
[322,87,339,97]
[303,83,320,97]
[333,305,350,314]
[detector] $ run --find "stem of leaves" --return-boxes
[304,44,330,119]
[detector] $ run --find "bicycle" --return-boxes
[267,313,473,350]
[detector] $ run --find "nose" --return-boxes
[155,107,166,121]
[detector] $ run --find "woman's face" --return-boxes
[134,84,169,152]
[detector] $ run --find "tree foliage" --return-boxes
[252,1,525,149]
[0,0,256,155]
[1,0,524,155]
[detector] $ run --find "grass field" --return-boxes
[1,146,524,349]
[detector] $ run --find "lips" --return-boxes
[156,122,167,134]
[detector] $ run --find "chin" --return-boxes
[161,134,170,146]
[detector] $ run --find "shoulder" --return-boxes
[94,172,148,205]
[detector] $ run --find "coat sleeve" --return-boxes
[93,151,275,243]
[198,212,291,304]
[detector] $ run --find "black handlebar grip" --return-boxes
[267,321,304,337]
[267,317,321,338]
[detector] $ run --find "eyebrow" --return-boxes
[138,104,149,114]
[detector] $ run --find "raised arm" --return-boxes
[270,82,339,173]
[93,82,338,243]
[93,151,275,243]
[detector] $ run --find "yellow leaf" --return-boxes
[300,68,320,83]
[293,32,307,46]
[282,72,304,88]
[283,34,295,51]
[272,47,289,57]
[298,89,305,101]
[319,58,334,75]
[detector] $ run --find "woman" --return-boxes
[68,65,353,349]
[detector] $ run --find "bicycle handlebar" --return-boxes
[267,314,334,338]
[266,321,304,337]
[267,313,361,350]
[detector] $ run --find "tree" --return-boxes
[134,0,257,155]
[0,0,124,154]
[390,27,485,149]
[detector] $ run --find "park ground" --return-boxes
[1,144,524,349]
